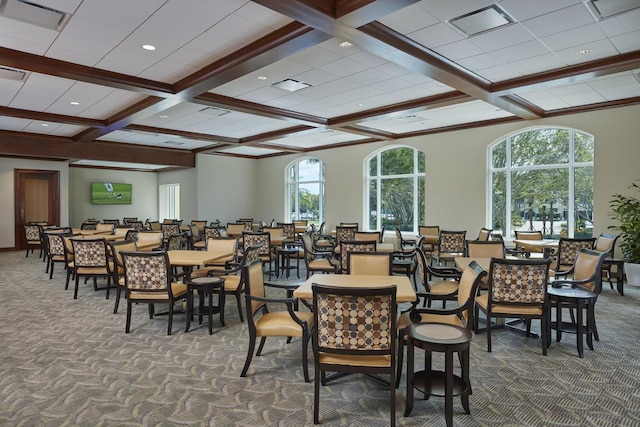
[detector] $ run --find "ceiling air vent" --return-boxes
[584,0,640,20]
[0,66,28,82]
[397,115,423,123]
[198,107,231,117]
[0,0,70,31]
[161,140,185,146]
[447,4,515,37]
[271,78,312,92]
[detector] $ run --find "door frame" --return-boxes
[14,169,60,251]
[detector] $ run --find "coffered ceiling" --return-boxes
[0,0,639,171]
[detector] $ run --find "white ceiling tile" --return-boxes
[610,30,640,52]
[78,90,147,120]
[469,23,535,52]
[434,39,485,61]
[45,82,114,116]
[408,22,465,49]
[415,0,495,21]
[507,53,567,75]
[0,116,29,131]
[9,73,74,111]
[554,39,618,65]
[96,49,160,76]
[377,3,439,34]
[216,146,281,156]
[61,15,130,47]
[0,18,57,54]
[73,0,155,33]
[456,53,502,71]
[137,60,199,83]
[473,64,523,81]
[521,3,595,38]
[560,92,608,106]
[541,23,607,51]
[597,7,640,37]
[499,0,582,21]
[489,40,551,63]
[234,1,292,28]
[45,46,101,68]
[0,79,24,105]
[319,57,369,78]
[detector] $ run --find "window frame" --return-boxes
[285,157,325,225]
[365,145,425,233]
[487,126,594,239]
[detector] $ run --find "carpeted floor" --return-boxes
[1,250,639,426]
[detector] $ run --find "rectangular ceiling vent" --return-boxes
[198,106,231,117]
[584,0,640,20]
[397,115,423,123]
[0,65,29,82]
[162,140,185,146]
[0,0,70,31]
[447,4,515,37]
[271,78,312,92]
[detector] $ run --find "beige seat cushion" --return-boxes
[129,282,187,300]
[254,311,313,337]
[476,293,543,316]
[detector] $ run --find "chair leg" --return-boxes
[241,333,257,377]
[167,303,173,335]
[256,336,267,356]
[396,336,405,389]
[113,286,121,314]
[302,332,310,382]
[125,300,133,333]
[313,364,320,424]
[73,275,80,299]
[486,314,492,352]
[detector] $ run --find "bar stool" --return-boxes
[404,322,473,427]
[185,276,225,334]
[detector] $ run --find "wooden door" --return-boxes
[14,169,60,250]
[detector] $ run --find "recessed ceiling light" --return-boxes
[357,103,364,107]
[159,115,168,118]
[257,76,267,80]
[271,78,312,92]
[69,101,79,105]
[142,44,156,51]
[40,123,49,127]
[577,49,592,55]
[437,83,446,87]
[339,41,352,48]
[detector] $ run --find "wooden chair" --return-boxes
[312,284,397,426]
[347,251,392,275]
[70,237,113,300]
[121,250,188,335]
[396,261,486,387]
[241,259,313,381]
[301,233,337,278]
[338,240,377,273]
[418,225,439,253]
[242,231,276,279]
[24,223,42,257]
[431,230,466,266]
[552,237,597,275]
[465,239,506,259]
[593,233,620,290]
[476,257,552,354]
[514,230,544,258]
[108,239,138,314]
[475,227,493,241]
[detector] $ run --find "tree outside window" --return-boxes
[489,127,594,238]
[286,158,325,226]
[366,146,425,232]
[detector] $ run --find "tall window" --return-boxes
[489,127,594,239]
[366,146,425,232]
[159,183,180,221]
[286,158,325,226]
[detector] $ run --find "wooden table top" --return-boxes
[294,274,416,303]
[167,250,234,267]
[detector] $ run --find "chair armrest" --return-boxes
[265,281,300,292]
[426,265,461,279]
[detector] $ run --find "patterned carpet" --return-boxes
[1,250,639,427]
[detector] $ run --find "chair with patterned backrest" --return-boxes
[276,223,296,242]
[102,219,121,227]
[122,217,138,226]
[476,257,552,354]
[24,223,42,257]
[593,233,620,290]
[312,283,397,426]
[161,223,181,245]
[242,231,276,279]
[338,240,377,273]
[62,233,83,289]
[108,239,138,314]
[241,259,313,382]
[431,230,466,266]
[44,230,71,279]
[396,261,486,387]
[334,225,357,247]
[121,250,188,335]
[551,248,608,342]
[552,237,597,276]
[70,237,113,300]
[301,233,337,278]
[347,251,392,275]
[80,220,99,230]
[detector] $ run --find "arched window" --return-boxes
[489,127,594,239]
[366,146,425,232]
[286,157,325,226]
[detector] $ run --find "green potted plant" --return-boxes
[609,181,640,285]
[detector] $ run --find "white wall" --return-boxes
[69,168,158,226]
[0,158,69,248]
[196,154,258,225]
[255,105,640,257]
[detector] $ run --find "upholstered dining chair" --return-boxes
[476,257,552,355]
[301,233,337,278]
[431,230,466,266]
[108,239,138,314]
[395,228,417,253]
[242,231,276,279]
[189,237,239,276]
[475,227,493,241]
[70,237,113,300]
[347,251,393,275]
[414,246,461,307]
[338,240,377,273]
[312,284,397,426]
[513,230,544,258]
[24,223,42,258]
[241,259,313,382]
[418,225,440,253]
[44,230,71,279]
[465,239,506,259]
[552,237,597,276]
[120,250,188,335]
[354,230,381,243]
[550,248,608,343]
[396,261,486,387]
[593,233,620,290]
